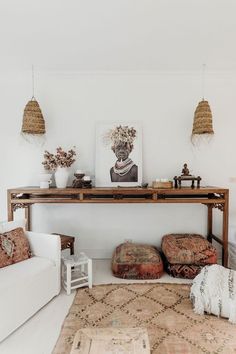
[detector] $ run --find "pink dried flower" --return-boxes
[42,147,77,170]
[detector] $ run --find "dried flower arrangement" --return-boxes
[42,147,76,170]
[104,125,137,149]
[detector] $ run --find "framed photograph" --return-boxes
[95,122,142,187]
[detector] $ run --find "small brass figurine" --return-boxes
[181,163,191,176]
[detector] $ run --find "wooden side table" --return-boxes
[52,233,75,255]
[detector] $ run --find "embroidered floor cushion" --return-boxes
[162,234,217,265]
[0,227,31,268]
[166,263,203,279]
[190,264,236,323]
[112,242,163,279]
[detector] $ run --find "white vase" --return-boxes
[55,167,69,188]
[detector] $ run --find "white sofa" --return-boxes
[0,221,61,342]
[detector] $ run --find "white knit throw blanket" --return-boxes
[190,264,236,323]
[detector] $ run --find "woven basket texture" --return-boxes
[192,100,214,135]
[22,99,45,135]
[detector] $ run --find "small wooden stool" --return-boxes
[62,254,92,295]
[52,233,75,255]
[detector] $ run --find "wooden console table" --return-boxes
[7,186,229,266]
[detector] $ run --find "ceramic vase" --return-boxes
[55,167,69,188]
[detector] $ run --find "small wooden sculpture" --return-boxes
[181,163,191,176]
[72,174,92,188]
[72,173,85,188]
[174,163,201,189]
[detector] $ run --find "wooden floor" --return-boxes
[0,260,192,354]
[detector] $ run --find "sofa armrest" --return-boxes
[25,231,61,264]
[25,232,61,294]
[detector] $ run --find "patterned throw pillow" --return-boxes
[0,227,31,268]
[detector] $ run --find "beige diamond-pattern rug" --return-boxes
[53,283,236,354]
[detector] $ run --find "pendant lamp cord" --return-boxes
[32,64,35,100]
[202,63,206,100]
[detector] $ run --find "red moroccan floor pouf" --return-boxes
[165,263,203,279]
[112,242,163,279]
[162,234,217,266]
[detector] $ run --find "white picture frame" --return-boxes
[95,122,142,187]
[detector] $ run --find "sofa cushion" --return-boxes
[0,256,55,291]
[112,242,163,279]
[0,256,58,341]
[0,227,31,268]
[162,233,217,265]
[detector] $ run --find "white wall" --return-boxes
[1,71,235,257]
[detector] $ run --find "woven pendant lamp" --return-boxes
[22,99,45,135]
[191,65,214,144]
[191,99,214,141]
[21,66,46,144]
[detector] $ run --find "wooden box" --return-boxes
[152,181,173,189]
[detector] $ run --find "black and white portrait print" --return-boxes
[95,123,142,187]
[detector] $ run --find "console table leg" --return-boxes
[7,191,14,221]
[25,205,31,231]
[223,191,229,267]
[207,205,213,243]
